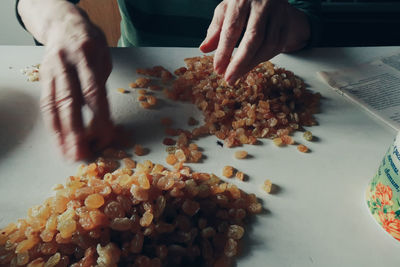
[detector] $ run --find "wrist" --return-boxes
[283,3,311,52]
[18,0,91,45]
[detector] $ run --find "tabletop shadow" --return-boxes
[123,116,170,147]
[237,199,271,265]
[0,88,38,161]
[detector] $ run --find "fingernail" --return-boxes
[226,74,236,86]
[215,63,224,75]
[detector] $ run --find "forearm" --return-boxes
[17,0,89,45]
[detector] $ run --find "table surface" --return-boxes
[0,46,399,266]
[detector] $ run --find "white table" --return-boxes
[0,46,399,266]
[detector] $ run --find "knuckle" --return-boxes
[82,84,99,100]
[55,95,74,111]
[244,30,261,46]
[53,87,75,111]
[236,0,248,8]
[40,97,53,113]
[40,86,54,113]
[215,2,227,15]
[246,28,258,40]
[251,0,265,8]
[55,48,66,59]
[76,34,94,49]
[223,27,238,42]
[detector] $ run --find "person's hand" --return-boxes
[200,0,311,85]
[18,0,114,160]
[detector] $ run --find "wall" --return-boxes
[0,0,34,45]
[78,0,121,47]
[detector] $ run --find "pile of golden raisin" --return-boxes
[1,55,321,266]
[164,56,320,148]
[0,159,261,266]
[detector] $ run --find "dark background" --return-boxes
[321,0,400,46]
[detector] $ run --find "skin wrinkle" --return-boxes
[53,52,88,159]
[44,78,65,152]
[40,78,62,141]
[214,1,249,74]
[225,3,267,81]
[39,59,61,132]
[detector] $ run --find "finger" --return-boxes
[76,44,114,150]
[228,1,285,85]
[199,2,227,53]
[40,73,64,151]
[40,57,63,148]
[214,0,250,75]
[225,1,268,84]
[77,42,111,119]
[54,51,88,160]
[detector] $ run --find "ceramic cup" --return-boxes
[366,132,400,241]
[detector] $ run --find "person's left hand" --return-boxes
[200,0,311,85]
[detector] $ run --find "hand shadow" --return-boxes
[0,88,38,162]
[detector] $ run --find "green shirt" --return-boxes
[16,0,321,47]
[117,0,321,47]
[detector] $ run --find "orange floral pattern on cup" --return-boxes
[367,182,400,241]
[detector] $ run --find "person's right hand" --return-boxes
[18,0,114,160]
[200,0,311,85]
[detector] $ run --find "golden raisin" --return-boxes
[163,138,176,146]
[166,154,178,165]
[222,166,234,178]
[123,158,136,169]
[134,145,148,156]
[297,144,309,153]
[273,137,283,146]
[138,95,147,101]
[129,82,138,88]
[146,95,157,106]
[138,89,147,95]
[235,171,245,181]
[234,150,248,159]
[84,194,105,209]
[303,131,313,141]
[117,88,127,94]
[281,135,294,145]
[140,101,151,109]
[135,77,151,88]
[263,179,272,193]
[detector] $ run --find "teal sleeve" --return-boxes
[288,0,322,47]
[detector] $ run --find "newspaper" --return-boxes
[318,53,400,131]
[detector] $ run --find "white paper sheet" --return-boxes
[319,53,400,131]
